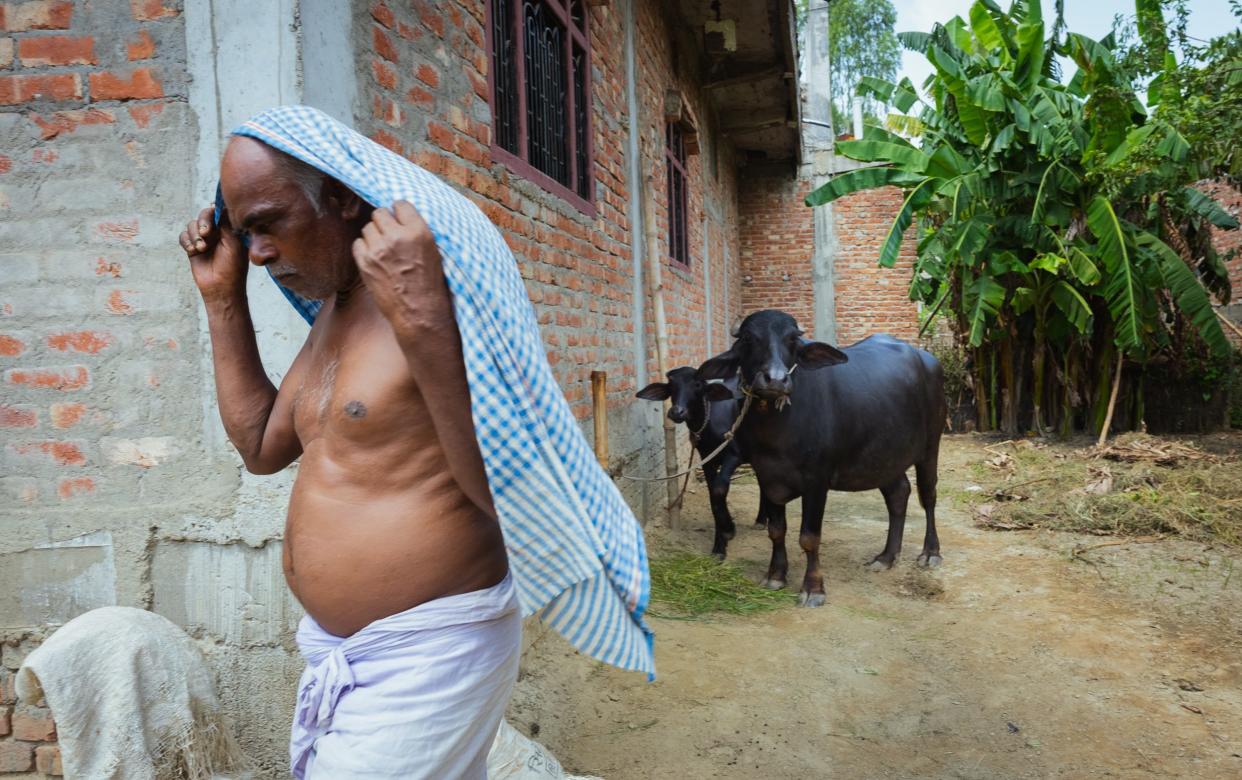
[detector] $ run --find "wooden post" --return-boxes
[642,173,681,529]
[1097,354,1124,447]
[591,370,609,470]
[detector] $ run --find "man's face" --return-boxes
[220,137,361,300]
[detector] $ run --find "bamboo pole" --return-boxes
[642,173,681,529]
[1097,353,1124,447]
[590,370,609,470]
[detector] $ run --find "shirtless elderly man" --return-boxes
[179,135,516,777]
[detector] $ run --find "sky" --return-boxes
[889,0,1241,93]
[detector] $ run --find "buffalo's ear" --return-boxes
[797,341,848,369]
[636,382,671,401]
[697,350,739,381]
[703,383,735,402]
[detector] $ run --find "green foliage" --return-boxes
[797,0,902,122]
[805,0,1239,435]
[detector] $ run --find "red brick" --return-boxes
[30,107,115,139]
[35,744,61,775]
[1,1,72,32]
[46,330,113,354]
[57,475,94,498]
[0,333,25,356]
[49,402,85,428]
[373,25,398,62]
[413,0,444,37]
[0,37,14,68]
[105,289,134,314]
[96,220,139,242]
[88,68,162,100]
[406,84,434,109]
[372,59,396,90]
[127,28,155,60]
[17,34,95,66]
[0,403,37,427]
[0,740,33,773]
[0,705,9,736]
[396,21,421,41]
[370,3,394,28]
[129,0,177,21]
[95,258,122,277]
[0,73,81,104]
[128,101,163,128]
[0,154,9,173]
[415,62,439,88]
[5,365,89,390]
[426,120,454,151]
[371,129,405,157]
[9,440,85,466]
[11,707,55,741]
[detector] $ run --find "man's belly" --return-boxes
[283,459,508,637]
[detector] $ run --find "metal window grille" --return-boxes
[488,0,594,208]
[666,122,690,267]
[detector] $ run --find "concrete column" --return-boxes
[802,0,838,344]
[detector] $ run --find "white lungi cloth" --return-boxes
[291,574,522,779]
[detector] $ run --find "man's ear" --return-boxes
[636,382,671,401]
[797,341,848,369]
[697,350,739,381]
[325,178,366,220]
[703,383,735,402]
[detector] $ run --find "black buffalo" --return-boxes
[637,367,769,558]
[698,310,946,606]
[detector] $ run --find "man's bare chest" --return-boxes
[290,305,427,448]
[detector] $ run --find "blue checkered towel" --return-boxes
[225,106,654,676]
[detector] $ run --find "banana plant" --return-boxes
[805,0,1235,435]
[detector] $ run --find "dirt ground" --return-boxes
[507,434,1242,779]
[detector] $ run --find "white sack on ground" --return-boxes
[15,606,249,780]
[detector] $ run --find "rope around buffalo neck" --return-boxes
[617,389,755,483]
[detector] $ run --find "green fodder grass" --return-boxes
[967,436,1242,547]
[648,553,796,620]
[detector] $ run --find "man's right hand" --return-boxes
[180,205,248,303]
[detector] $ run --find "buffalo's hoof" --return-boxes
[865,557,896,572]
[798,591,826,608]
[916,553,943,569]
[760,578,786,591]
[711,552,726,562]
[752,521,768,529]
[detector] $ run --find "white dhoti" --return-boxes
[291,574,521,780]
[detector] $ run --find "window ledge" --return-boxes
[491,146,597,218]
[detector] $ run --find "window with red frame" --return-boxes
[489,0,593,209]
[666,121,690,267]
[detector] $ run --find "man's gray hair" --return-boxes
[274,151,328,216]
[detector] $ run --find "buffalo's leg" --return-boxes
[914,459,942,568]
[761,498,788,590]
[868,474,911,571]
[751,494,769,529]
[706,453,740,560]
[797,487,829,607]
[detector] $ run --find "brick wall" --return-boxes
[1198,180,1242,297]
[354,0,743,412]
[1,2,196,775]
[738,172,920,346]
[738,174,815,333]
[831,184,920,345]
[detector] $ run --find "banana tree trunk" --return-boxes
[973,346,990,432]
[1032,312,1047,435]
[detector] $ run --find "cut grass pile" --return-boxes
[648,553,796,620]
[965,434,1242,547]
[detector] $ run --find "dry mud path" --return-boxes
[507,436,1242,779]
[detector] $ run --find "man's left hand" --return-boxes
[353,200,451,333]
